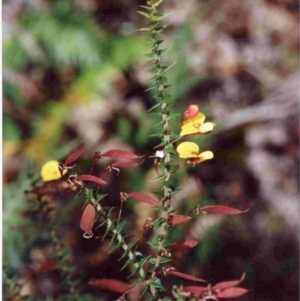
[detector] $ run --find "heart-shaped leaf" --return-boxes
[75,175,107,185]
[183,286,208,297]
[212,274,245,290]
[127,192,159,205]
[111,161,140,168]
[165,269,206,283]
[169,239,199,251]
[216,287,249,298]
[80,204,96,233]
[88,278,130,294]
[200,205,249,215]
[167,215,192,226]
[63,148,85,166]
[101,149,140,159]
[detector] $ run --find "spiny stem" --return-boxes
[145,1,173,299]
[87,190,149,282]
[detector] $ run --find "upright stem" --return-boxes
[145,0,174,294]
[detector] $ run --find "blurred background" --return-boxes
[2,0,299,300]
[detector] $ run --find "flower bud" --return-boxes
[186,104,199,119]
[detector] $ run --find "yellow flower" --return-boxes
[180,112,215,137]
[176,142,213,164]
[40,160,67,182]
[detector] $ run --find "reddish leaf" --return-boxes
[200,205,249,215]
[111,161,140,168]
[35,260,58,273]
[216,287,249,298]
[25,182,73,196]
[64,148,85,166]
[167,215,192,226]
[183,286,208,297]
[75,175,107,185]
[101,149,139,159]
[169,239,199,251]
[127,192,158,205]
[166,269,207,283]
[80,204,96,232]
[213,276,245,290]
[89,278,130,294]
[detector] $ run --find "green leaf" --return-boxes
[152,217,166,228]
[141,283,150,297]
[121,256,135,271]
[164,144,175,154]
[127,240,138,250]
[137,11,151,18]
[96,193,108,202]
[149,257,171,264]
[102,224,111,241]
[139,5,152,10]
[152,0,165,7]
[138,255,152,268]
[153,206,167,212]
[151,277,165,291]
[109,240,123,254]
[155,138,169,148]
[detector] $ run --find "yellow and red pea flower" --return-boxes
[180,105,215,137]
[40,160,67,182]
[176,142,213,165]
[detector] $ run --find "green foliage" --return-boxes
[21,3,102,67]
[3,36,31,70]
[3,115,22,141]
[3,168,37,268]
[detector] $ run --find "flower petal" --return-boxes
[180,113,206,136]
[199,122,216,134]
[41,160,67,182]
[176,142,200,158]
[198,151,214,162]
[180,123,200,136]
[182,113,205,126]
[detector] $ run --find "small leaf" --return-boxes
[101,149,140,159]
[200,205,249,215]
[151,277,165,291]
[167,215,192,226]
[149,257,171,264]
[110,161,140,168]
[216,287,249,298]
[117,220,127,232]
[80,204,96,233]
[152,217,166,228]
[121,257,135,271]
[88,278,130,294]
[127,192,159,206]
[169,239,199,251]
[63,148,85,166]
[127,240,138,250]
[165,269,207,283]
[75,175,107,185]
[137,11,151,18]
[96,193,108,202]
[183,286,208,297]
[109,241,123,253]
